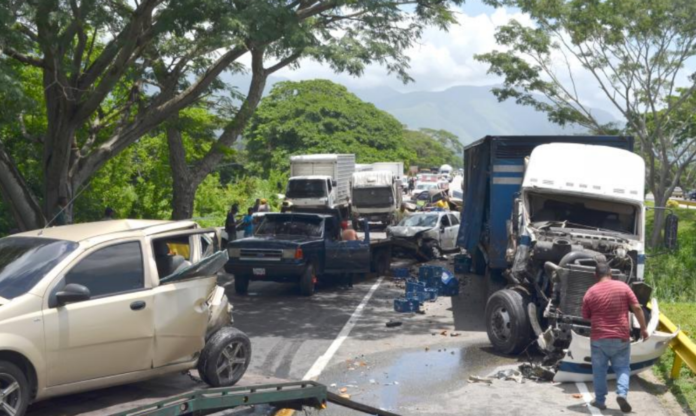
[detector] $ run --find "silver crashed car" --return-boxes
[387,211,460,258]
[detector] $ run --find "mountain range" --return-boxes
[221,73,616,146]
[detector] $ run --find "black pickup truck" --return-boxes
[225,212,391,296]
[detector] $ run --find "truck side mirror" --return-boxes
[664,213,679,251]
[332,180,337,187]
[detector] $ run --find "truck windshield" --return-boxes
[256,216,324,238]
[527,192,638,235]
[286,179,327,199]
[0,237,79,300]
[353,187,394,207]
[399,214,439,228]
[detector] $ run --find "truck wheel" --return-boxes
[0,361,30,416]
[485,289,531,355]
[198,327,251,388]
[234,276,249,295]
[300,264,316,296]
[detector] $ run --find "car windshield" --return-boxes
[286,179,327,199]
[0,237,79,300]
[416,183,436,190]
[255,215,324,238]
[399,214,439,228]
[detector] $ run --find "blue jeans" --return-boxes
[591,339,631,405]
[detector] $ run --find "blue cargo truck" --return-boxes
[456,136,677,382]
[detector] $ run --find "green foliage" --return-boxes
[644,206,696,302]
[245,79,415,174]
[403,130,462,169]
[653,303,696,412]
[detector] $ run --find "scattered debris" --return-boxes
[468,375,493,385]
[339,393,351,399]
[572,394,583,399]
[450,332,461,337]
[369,379,377,385]
[340,387,348,393]
[519,363,556,382]
[425,347,430,352]
[330,383,337,388]
[386,320,403,328]
[493,369,523,384]
[440,330,448,336]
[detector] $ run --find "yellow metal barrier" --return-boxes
[657,312,696,379]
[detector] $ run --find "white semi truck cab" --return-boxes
[351,170,402,226]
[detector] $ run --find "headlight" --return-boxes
[282,247,303,259]
[228,248,241,258]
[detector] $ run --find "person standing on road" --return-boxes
[242,208,254,237]
[225,204,239,241]
[257,198,270,212]
[582,260,649,413]
[340,221,358,241]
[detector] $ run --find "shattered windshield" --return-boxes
[527,192,638,235]
[255,215,324,238]
[0,237,79,300]
[399,214,439,228]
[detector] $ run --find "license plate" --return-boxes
[253,268,266,276]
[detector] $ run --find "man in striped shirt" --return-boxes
[582,261,649,413]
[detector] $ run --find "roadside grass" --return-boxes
[646,205,696,412]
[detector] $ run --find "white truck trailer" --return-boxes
[351,170,402,226]
[284,154,356,217]
[371,162,404,180]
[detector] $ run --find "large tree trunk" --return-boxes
[167,118,198,220]
[0,142,45,231]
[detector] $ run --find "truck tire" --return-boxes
[299,264,316,296]
[0,361,30,416]
[234,276,249,295]
[198,327,251,388]
[485,289,532,355]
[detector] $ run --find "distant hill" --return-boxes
[220,73,616,145]
[351,85,617,145]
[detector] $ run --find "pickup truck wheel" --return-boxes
[485,289,531,355]
[0,361,29,416]
[299,264,316,296]
[234,276,249,295]
[198,327,251,388]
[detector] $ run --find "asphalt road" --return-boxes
[28,267,683,416]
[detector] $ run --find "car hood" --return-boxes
[229,236,320,248]
[388,226,432,238]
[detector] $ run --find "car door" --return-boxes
[324,218,370,274]
[42,240,155,387]
[149,229,223,368]
[443,214,460,250]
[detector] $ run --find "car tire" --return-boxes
[198,327,251,388]
[424,241,442,260]
[0,361,30,416]
[299,264,316,296]
[485,289,531,355]
[234,276,249,295]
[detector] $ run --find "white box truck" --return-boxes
[371,162,404,180]
[351,170,402,226]
[284,154,356,216]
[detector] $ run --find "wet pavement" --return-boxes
[26,265,685,416]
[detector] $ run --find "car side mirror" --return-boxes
[56,283,91,306]
[664,213,679,251]
[332,180,337,187]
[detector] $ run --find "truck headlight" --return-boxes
[282,248,303,259]
[228,248,241,258]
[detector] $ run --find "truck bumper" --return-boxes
[225,260,307,283]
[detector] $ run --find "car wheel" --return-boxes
[299,264,316,296]
[234,276,249,295]
[485,289,531,355]
[425,241,442,259]
[0,361,29,416]
[198,327,251,388]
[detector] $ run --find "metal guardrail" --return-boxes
[657,312,696,379]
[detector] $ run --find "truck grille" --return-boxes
[240,248,283,261]
[558,265,596,317]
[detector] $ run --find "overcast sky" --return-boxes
[267,1,695,118]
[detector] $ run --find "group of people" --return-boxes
[224,198,271,239]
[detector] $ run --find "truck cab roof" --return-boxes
[288,175,332,181]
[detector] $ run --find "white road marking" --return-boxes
[303,277,384,380]
[575,382,603,416]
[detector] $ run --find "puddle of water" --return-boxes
[322,344,510,412]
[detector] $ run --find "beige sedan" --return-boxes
[0,220,251,416]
